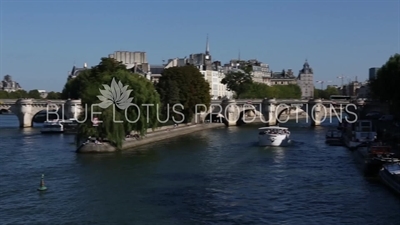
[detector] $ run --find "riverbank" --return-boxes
[76,123,225,153]
[76,113,309,153]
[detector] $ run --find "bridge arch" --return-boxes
[237,107,263,125]
[0,108,10,114]
[203,113,225,123]
[32,109,62,123]
[276,104,308,120]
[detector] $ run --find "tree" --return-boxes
[63,57,161,149]
[324,86,339,98]
[46,92,62,99]
[221,63,253,99]
[61,57,128,100]
[369,53,400,115]
[0,90,9,98]
[7,90,28,99]
[239,83,301,99]
[28,89,41,99]
[156,65,211,123]
[314,86,339,99]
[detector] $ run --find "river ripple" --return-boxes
[0,115,399,225]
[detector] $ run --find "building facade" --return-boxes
[149,36,233,99]
[108,51,150,75]
[271,70,297,85]
[223,59,272,85]
[0,75,22,92]
[296,60,314,99]
[369,67,379,80]
[199,36,233,99]
[357,81,370,98]
[252,63,272,85]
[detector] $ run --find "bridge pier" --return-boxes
[261,98,278,126]
[12,99,35,128]
[307,99,324,126]
[221,99,239,126]
[64,99,82,119]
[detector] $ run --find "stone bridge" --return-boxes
[0,99,82,127]
[199,98,359,127]
[0,98,360,128]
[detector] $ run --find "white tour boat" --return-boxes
[40,120,64,133]
[258,126,291,147]
[343,120,376,150]
[379,163,400,195]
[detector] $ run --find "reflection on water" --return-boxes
[272,147,286,164]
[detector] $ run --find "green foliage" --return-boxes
[0,89,51,99]
[61,57,128,100]
[314,86,339,99]
[46,91,62,99]
[27,90,41,99]
[369,53,400,115]
[156,65,211,123]
[221,63,253,99]
[63,58,161,150]
[369,54,400,101]
[240,83,301,99]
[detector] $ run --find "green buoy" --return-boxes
[37,174,47,191]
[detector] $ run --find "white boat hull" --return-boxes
[379,165,400,195]
[259,134,290,147]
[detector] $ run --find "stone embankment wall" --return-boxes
[77,123,224,153]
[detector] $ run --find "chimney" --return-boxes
[355,76,357,82]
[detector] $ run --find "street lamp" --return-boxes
[337,75,346,87]
[316,80,324,90]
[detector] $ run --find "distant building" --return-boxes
[149,65,164,83]
[223,59,272,85]
[357,81,370,98]
[296,60,314,99]
[38,90,48,98]
[0,75,22,92]
[158,36,233,99]
[68,63,88,80]
[369,67,379,80]
[108,51,151,79]
[270,70,297,85]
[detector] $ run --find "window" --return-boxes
[212,78,218,83]
[212,84,218,90]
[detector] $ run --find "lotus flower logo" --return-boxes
[97,78,133,110]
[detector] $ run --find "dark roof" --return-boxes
[150,65,165,74]
[70,66,87,77]
[271,72,295,79]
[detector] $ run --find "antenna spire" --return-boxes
[206,34,210,54]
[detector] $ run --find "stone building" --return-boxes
[150,36,233,99]
[223,59,272,85]
[296,60,314,99]
[270,69,297,85]
[0,75,22,92]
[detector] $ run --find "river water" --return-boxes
[0,115,399,225]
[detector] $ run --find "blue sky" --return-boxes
[1,0,399,92]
